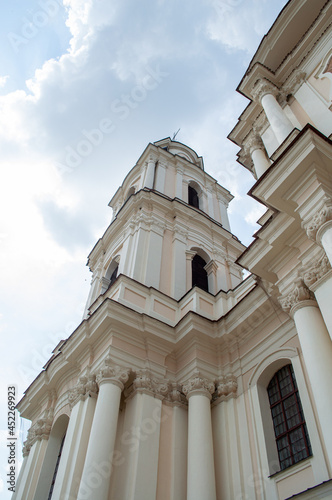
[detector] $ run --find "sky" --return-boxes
[0,0,288,496]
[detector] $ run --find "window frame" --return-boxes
[267,364,312,471]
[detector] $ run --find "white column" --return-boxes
[145,222,164,289]
[317,220,332,266]
[172,226,187,299]
[306,201,332,267]
[170,403,188,500]
[83,263,103,318]
[246,134,271,178]
[281,281,332,468]
[123,386,163,499]
[154,160,167,193]
[13,438,48,500]
[12,439,45,500]
[253,78,293,145]
[175,166,184,199]
[144,155,156,189]
[217,198,230,231]
[77,358,130,500]
[206,188,214,219]
[183,372,217,500]
[205,260,218,295]
[303,255,332,341]
[185,250,196,292]
[51,375,97,500]
[132,220,149,282]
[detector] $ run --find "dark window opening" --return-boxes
[109,264,119,286]
[267,364,312,471]
[192,254,208,292]
[48,434,66,500]
[188,185,199,209]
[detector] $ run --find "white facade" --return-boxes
[15,1,332,499]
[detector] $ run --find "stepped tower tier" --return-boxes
[84,139,245,316]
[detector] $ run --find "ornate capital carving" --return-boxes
[306,200,332,241]
[245,133,265,155]
[251,78,279,103]
[166,382,186,405]
[302,255,331,288]
[97,355,130,390]
[128,369,171,400]
[279,278,315,314]
[23,407,54,454]
[284,70,306,95]
[216,374,238,399]
[182,370,215,400]
[68,373,98,408]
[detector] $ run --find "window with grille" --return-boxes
[267,364,312,470]
[192,254,208,292]
[188,185,199,209]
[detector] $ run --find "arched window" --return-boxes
[267,364,311,470]
[188,185,199,209]
[192,254,208,292]
[109,263,119,286]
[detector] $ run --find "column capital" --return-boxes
[182,370,215,400]
[185,249,196,261]
[216,373,238,399]
[284,70,306,95]
[97,355,130,390]
[252,78,279,102]
[279,278,316,315]
[302,254,331,289]
[244,133,265,154]
[126,369,171,400]
[68,373,98,408]
[148,153,158,163]
[306,199,332,241]
[24,408,54,453]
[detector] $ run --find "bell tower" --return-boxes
[84,138,244,317]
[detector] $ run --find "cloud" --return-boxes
[0,76,9,88]
[206,0,288,53]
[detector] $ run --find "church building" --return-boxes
[13,0,332,499]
